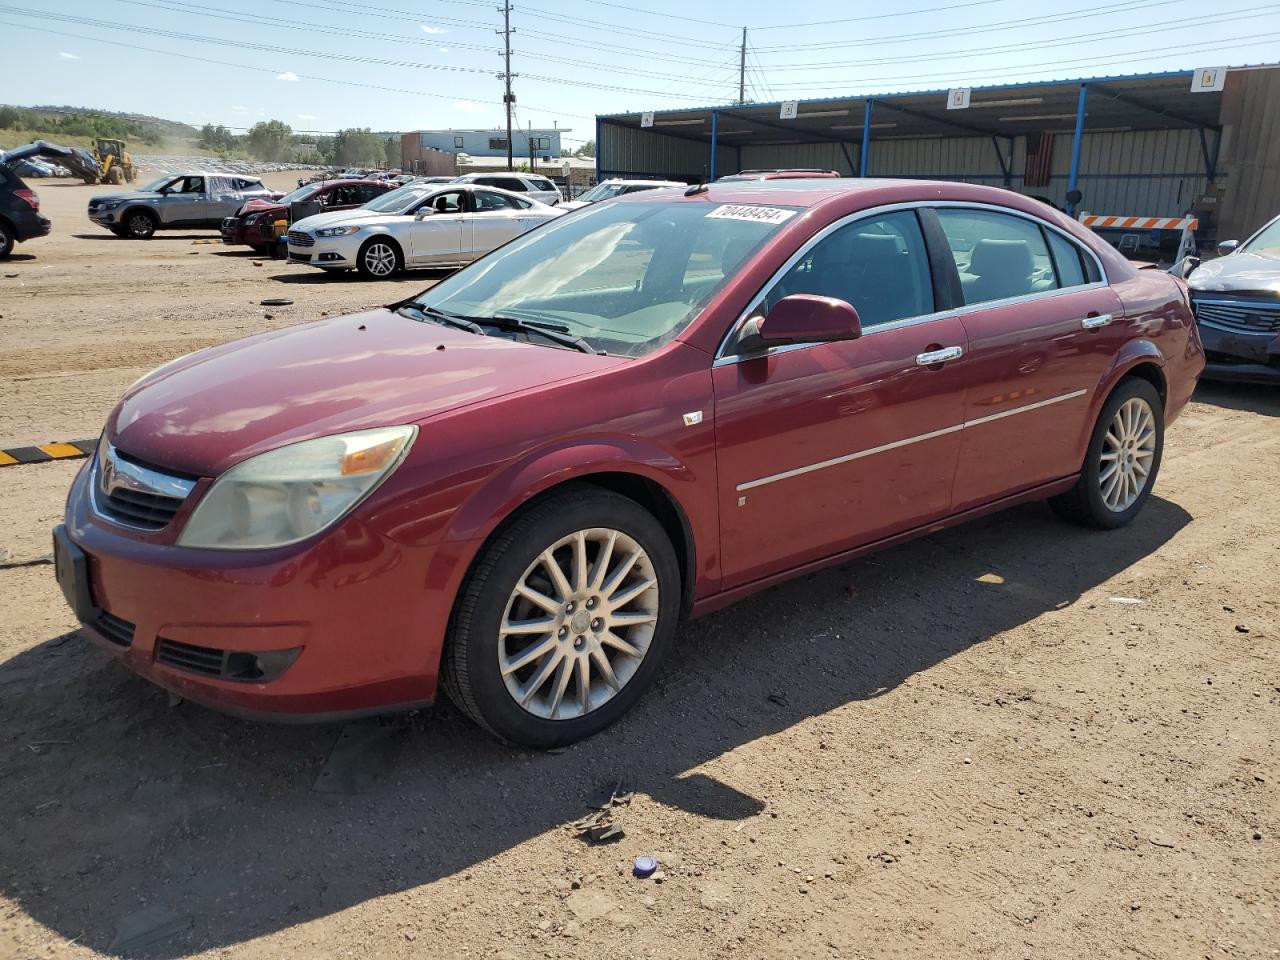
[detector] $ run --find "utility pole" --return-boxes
[498,0,515,171]
[738,27,747,105]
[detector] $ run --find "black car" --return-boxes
[1187,214,1280,384]
[0,163,51,258]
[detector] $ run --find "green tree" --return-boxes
[573,140,595,158]
[330,128,384,167]
[199,124,237,153]
[245,119,293,161]
[384,136,399,168]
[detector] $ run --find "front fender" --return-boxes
[443,437,698,545]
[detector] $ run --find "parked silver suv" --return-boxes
[87,172,277,238]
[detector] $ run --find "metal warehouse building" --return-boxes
[596,65,1280,242]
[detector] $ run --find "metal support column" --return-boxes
[1066,83,1088,216]
[594,117,601,184]
[860,100,873,177]
[709,109,719,183]
[1199,126,1222,181]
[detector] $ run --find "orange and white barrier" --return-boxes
[1079,214,1199,231]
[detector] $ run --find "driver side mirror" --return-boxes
[414,207,433,220]
[735,294,862,355]
[1217,239,1239,256]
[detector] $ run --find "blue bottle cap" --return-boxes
[633,856,658,878]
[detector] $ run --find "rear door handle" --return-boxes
[915,346,963,366]
[1081,313,1112,329]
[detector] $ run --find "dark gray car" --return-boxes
[87,172,276,238]
[1187,215,1280,384]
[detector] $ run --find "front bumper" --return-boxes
[87,205,125,227]
[58,461,472,721]
[287,235,358,268]
[1196,319,1280,384]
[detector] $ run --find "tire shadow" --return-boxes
[0,496,1191,956]
[1193,380,1280,417]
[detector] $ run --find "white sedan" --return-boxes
[287,184,563,279]
[559,178,685,210]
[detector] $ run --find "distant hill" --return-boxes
[22,104,197,138]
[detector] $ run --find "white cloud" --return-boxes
[438,46,450,53]
[231,104,247,112]
[454,100,486,114]
[276,71,300,82]
[298,113,316,121]
[59,51,80,60]
[419,24,447,34]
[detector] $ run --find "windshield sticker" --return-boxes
[706,205,797,225]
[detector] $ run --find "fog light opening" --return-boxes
[225,647,302,682]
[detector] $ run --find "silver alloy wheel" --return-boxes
[127,213,152,237]
[498,527,659,721]
[363,242,397,277]
[1099,396,1157,512]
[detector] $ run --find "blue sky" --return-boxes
[1,0,1278,148]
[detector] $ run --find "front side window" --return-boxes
[765,210,934,330]
[179,176,205,194]
[423,190,465,214]
[415,200,794,357]
[937,209,1058,305]
[362,188,429,213]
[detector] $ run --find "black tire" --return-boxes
[107,166,124,186]
[0,221,14,259]
[356,237,402,279]
[1050,377,1164,529]
[442,485,682,749]
[122,209,157,239]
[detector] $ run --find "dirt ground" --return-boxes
[0,176,1277,960]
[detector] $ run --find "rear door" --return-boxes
[930,206,1124,509]
[206,176,248,222]
[462,189,531,258]
[713,209,969,587]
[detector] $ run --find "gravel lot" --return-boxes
[0,176,1276,960]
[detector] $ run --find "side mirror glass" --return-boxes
[414,207,432,220]
[1217,239,1239,256]
[736,294,862,354]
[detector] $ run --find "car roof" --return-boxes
[613,177,1051,210]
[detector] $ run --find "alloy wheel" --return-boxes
[498,527,659,721]
[1099,396,1156,512]
[363,242,397,277]
[127,213,153,238]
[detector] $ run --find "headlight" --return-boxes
[243,212,262,224]
[315,225,361,237]
[96,200,122,210]
[177,426,417,550]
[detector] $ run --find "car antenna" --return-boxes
[684,182,708,197]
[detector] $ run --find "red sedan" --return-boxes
[220,179,395,252]
[55,179,1204,746]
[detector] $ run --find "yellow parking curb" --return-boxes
[0,439,97,468]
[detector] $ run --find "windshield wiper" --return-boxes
[474,315,601,355]
[395,303,485,336]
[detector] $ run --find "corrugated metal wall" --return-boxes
[1217,68,1280,240]
[603,123,1210,218]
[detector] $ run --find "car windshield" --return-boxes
[413,199,797,357]
[275,184,317,206]
[140,176,173,193]
[1241,218,1280,257]
[577,183,628,202]
[362,188,429,213]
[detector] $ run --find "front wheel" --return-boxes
[122,210,157,239]
[356,238,402,279]
[1051,377,1164,529]
[442,486,682,748]
[0,221,14,259]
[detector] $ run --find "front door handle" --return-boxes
[915,346,963,366]
[1081,313,1112,329]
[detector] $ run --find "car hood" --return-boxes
[290,208,388,232]
[237,198,285,216]
[1188,251,1280,297]
[89,189,161,204]
[558,199,590,210]
[108,307,626,477]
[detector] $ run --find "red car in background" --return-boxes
[56,179,1203,747]
[220,178,395,252]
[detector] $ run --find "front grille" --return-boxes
[288,252,312,263]
[1194,298,1280,334]
[97,485,185,530]
[287,230,315,247]
[94,611,135,647]
[156,638,226,677]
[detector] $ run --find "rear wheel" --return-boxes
[1050,377,1163,529]
[442,486,681,748]
[356,237,402,279]
[122,209,157,239]
[0,221,14,259]
[107,166,124,186]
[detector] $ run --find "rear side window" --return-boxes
[1046,229,1089,287]
[474,190,524,211]
[530,178,555,191]
[766,210,934,330]
[937,209,1057,305]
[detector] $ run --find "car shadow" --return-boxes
[1,253,37,263]
[1193,379,1280,417]
[70,234,222,242]
[0,497,1191,956]
[268,270,446,285]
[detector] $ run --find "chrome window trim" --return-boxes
[713,199,1107,366]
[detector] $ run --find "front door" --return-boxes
[712,209,969,588]
[931,207,1125,509]
[166,175,209,225]
[408,189,465,265]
